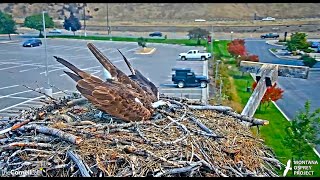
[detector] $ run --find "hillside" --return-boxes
[1,3,320,24]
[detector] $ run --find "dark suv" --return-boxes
[171,68,209,88]
[149,32,162,37]
[260,33,279,39]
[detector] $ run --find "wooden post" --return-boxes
[239,61,309,118]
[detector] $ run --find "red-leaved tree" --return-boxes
[227,39,247,57]
[252,82,284,110]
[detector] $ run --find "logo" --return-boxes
[283,159,292,177]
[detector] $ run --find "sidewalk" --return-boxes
[265,40,285,47]
[268,49,302,60]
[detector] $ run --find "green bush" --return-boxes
[301,48,315,53]
[270,48,277,52]
[137,37,147,48]
[300,55,317,68]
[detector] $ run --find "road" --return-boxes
[0,38,205,117]
[245,39,320,154]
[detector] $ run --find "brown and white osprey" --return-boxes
[55,43,159,122]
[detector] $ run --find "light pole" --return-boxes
[215,60,221,85]
[231,31,234,41]
[83,3,87,37]
[42,11,52,98]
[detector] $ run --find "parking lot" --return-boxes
[0,38,208,117]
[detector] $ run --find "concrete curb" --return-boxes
[266,40,284,47]
[135,48,156,55]
[268,49,302,60]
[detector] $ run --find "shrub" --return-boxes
[300,55,317,68]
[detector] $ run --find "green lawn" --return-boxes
[48,35,207,46]
[212,41,320,177]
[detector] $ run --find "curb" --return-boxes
[135,48,156,55]
[268,49,301,60]
[266,40,284,47]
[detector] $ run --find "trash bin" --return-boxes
[246,87,251,92]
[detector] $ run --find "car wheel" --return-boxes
[200,81,207,88]
[30,44,33,47]
[201,56,206,61]
[177,81,185,88]
[181,56,186,61]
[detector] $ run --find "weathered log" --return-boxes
[0,142,52,150]
[188,105,233,112]
[67,150,91,177]
[225,111,269,126]
[67,97,88,106]
[188,105,268,126]
[188,117,218,137]
[154,162,202,177]
[19,124,83,145]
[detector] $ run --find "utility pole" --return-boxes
[42,11,52,99]
[83,3,87,37]
[211,25,213,55]
[107,3,110,35]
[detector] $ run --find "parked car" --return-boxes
[149,32,162,37]
[260,33,279,39]
[262,17,276,21]
[171,68,209,88]
[22,39,42,47]
[49,29,62,34]
[311,41,320,48]
[179,50,212,61]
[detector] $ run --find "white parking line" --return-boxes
[0,87,43,99]
[0,85,19,90]
[59,65,101,76]
[0,91,61,113]
[39,67,69,74]
[6,96,33,100]
[19,64,60,72]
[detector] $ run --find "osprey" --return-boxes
[55,43,159,122]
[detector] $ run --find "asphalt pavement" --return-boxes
[0,38,204,117]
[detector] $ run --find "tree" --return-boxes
[300,54,317,68]
[63,13,82,36]
[227,39,247,57]
[284,101,320,159]
[137,37,147,48]
[286,32,309,52]
[0,11,17,40]
[252,82,284,110]
[24,13,54,37]
[187,28,210,45]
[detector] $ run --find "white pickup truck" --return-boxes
[179,50,212,61]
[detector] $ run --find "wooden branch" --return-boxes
[67,97,88,106]
[0,142,52,150]
[19,124,83,145]
[154,162,202,177]
[225,111,269,126]
[188,105,233,112]
[188,117,218,137]
[67,150,91,177]
[22,85,57,101]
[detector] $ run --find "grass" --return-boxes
[48,35,207,46]
[212,40,320,177]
